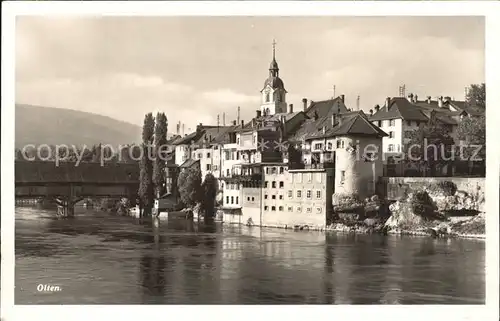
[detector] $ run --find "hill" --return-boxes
[15,104,144,149]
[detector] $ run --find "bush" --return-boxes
[410,191,437,219]
[436,181,457,196]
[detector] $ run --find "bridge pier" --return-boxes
[55,197,80,218]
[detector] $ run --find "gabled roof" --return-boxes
[370,97,430,122]
[239,111,304,133]
[180,159,199,168]
[448,100,484,116]
[192,125,236,146]
[305,97,349,119]
[306,111,387,140]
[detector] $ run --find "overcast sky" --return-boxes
[16,16,484,132]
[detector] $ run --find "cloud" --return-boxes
[201,89,260,105]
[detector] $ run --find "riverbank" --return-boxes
[240,212,485,240]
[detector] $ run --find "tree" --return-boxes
[466,83,485,109]
[153,112,168,197]
[177,167,202,209]
[201,173,219,220]
[406,114,455,176]
[138,145,154,216]
[138,113,155,217]
[457,115,485,174]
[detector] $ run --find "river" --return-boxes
[15,205,485,304]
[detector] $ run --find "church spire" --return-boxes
[269,39,279,77]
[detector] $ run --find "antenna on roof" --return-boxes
[237,106,240,125]
[398,84,406,97]
[356,95,360,111]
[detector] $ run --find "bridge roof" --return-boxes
[15,161,140,184]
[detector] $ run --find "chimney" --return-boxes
[385,97,391,108]
[444,96,451,103]
[256,110,262,118]
[408,93,414,103]
[340,94,345,103]
[176,122,180,135]
[369,109,373,116]
[233,120,237,126]
[289,103,294,113]
[414,94,418,102]
[182,123,185,136]
[374,104,380,112]
[196,123,203,134]
[438,96,443,108]
[241,120,244,127]
[237,106,240,125]
[426,96,432,104]
[331,114,337,127]
[302,98,308,111]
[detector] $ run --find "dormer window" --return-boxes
[265,92,270,102]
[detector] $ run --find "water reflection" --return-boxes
[15,207,485,304]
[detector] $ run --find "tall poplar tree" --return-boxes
[153,112,168,197]
[138,113,155,216]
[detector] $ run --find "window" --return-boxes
[279,206,284,211]
[279,181,284,188]
[251,197,255,201]
[327,142,333,150]
[236,197,239,204]
[265,92,270,102]
[237,138,240,145]
[272,181,276,188]
[226,196,229,204]
[279,167,284,174]
[288,207,293,212]
[247,197,250,201]
[316,190,321,199]
[297,206,302,212]
[231,196,234,204]
[264,194,268,199]
[271,167,277,174]
[407,120,412,126]
[340,171,346,184]
[213,165,218,171]
[306,190,312,199]
[316,207,322,213]
[297,190,302,198]
[279,195,283,200]
[206,164,211,171]
[265,181,269,188]
[236,152,240,160]
[389,119,396,126]
[336,140,342,148]
[207,152,211,158]
[226,169,230,176]
[307,173,312,182]
[388,144,395,152]
[314,143,323,150]
[377,120,382,127]
[198,153,202,159]
[271,206,276,211]
[288,190,293,198]
[192,152,196,158]
[264,206,269,211]
[266,167,269,174]
[389,131,395,138]
[306,207,312,213]
[272,195,276,200]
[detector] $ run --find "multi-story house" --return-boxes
[369,95,466,164]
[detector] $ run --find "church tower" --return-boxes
[260,40,287,116]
